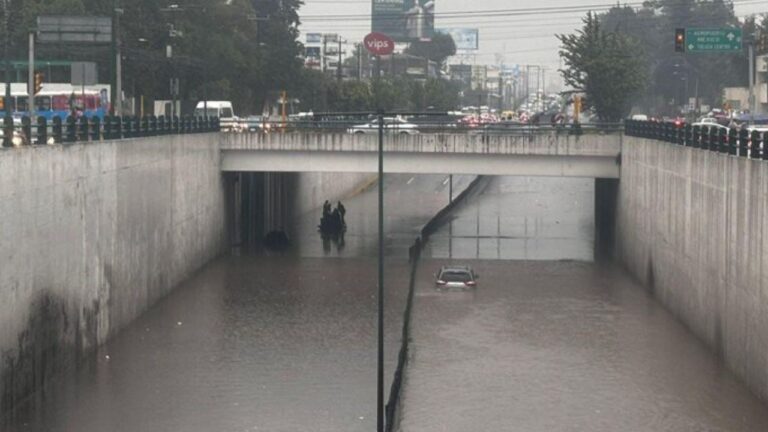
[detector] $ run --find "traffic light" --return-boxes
[34,72,44,95]
[675,28,686,53]
[758,32,768,55]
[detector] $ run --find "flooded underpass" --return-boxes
[5,174,472,432]
[398,177,768,431]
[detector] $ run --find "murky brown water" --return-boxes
[4,174,468,432]
[398,177,768,431]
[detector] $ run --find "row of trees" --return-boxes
[559,0,768,122]
[1,0,304,114]
[292,70,461,112]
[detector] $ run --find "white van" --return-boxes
[194,101,239,131]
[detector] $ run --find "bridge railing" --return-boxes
[243,118,623,136]
[625,119,767,160]
[0,114,221,147]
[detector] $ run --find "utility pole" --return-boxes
[749,41,756,119]
[28,31,34,120]
[4,0,12,118]
[337,38,342,82]
[322,36,327,74]
[112,0,123,116]
[356,43,362,81]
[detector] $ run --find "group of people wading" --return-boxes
[319,200,346,235]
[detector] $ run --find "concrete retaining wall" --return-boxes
[616,137,768,401]
[293,172,376,218]
[0,134,227,415]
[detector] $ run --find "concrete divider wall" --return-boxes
[0,134,227,415]
[616,136,768,401]
[221,131,622,157]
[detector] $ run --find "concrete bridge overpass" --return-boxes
[219,132,622,178]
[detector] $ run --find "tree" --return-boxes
[404,33,456,71]
[558,12,648,122]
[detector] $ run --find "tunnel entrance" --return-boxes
[225,172,296,250]
[594,178,619,261]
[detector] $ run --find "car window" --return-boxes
[221,107,233,118]
[440,271,472,282]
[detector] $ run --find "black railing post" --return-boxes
[2,115,13,147]
[91,116,101,141]
[172,115,179,133]
[709,127,719,152]
[750,130,761,159]
[728,128,738,156]
[52,116,63,143]
[132,116,140,138]
[123,116,132,138]
[692,125,701,148]
[684,124,692,146]
[78,116,89,142]
[21,115,31,145]
[114,116,123,139]
[36,116,47,145]
[103,115,112,140]
[157,115,165,134]
[718,128,728,153]
[65,115,77,143]
[761,132,768,160]
[738,128,749,157]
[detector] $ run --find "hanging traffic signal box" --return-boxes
[34,72,44,95]
[675,28,686,53]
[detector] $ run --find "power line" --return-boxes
[299,0,768,21]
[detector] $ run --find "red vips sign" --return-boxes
[363,32,395,55]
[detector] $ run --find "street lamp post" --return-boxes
[3,0,12,118]
[376,110,384,432]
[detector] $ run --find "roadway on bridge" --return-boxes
[397,177,768,431]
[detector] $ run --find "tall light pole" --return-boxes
[3,0,12,118]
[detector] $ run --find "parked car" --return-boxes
[435,266,478,290]
[347,116,419,135]
[244,115,271,132]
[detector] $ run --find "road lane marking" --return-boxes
[407,177,415,185]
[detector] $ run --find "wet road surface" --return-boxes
[5,174,471,432]
[398,177,768,431]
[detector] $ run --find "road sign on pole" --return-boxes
[685,28,742,53]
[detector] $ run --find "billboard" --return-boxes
[372,0,434,42]
[37,15,112,44]
[306,33,322,44]
[437,28,478,51]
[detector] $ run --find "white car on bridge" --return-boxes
[347,116,419,135]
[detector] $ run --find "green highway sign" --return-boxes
[685,28,742,53]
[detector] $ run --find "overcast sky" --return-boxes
[298,0,767,72]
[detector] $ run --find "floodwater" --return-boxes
[398,177,768,431]
[4,174,469,432]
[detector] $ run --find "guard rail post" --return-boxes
[36,116,47,145]
[52,116,63,143]
[21,115,32,145]
[91,116,101,141]
[65,116,77,143]
[751,130,762,159]
[718,128,728,153]
[2,115,13,147]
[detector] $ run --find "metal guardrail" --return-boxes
[0,115,221,147]
[625,119,767,160]
[243,119,622,136]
